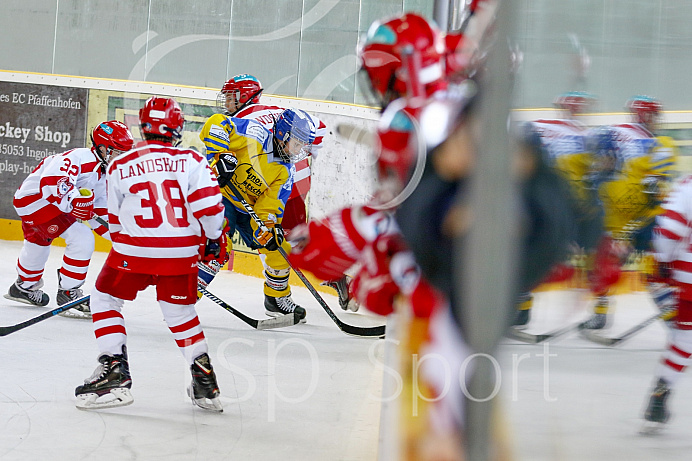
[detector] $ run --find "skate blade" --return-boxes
[76,388,133,410]
[265,311,306,324]
[3,293,45,307]
[639,420,666,436]
[346,300,360,313]
[59,308,92,319]
[187,386,223,412]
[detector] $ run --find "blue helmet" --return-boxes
[274,109,314,162]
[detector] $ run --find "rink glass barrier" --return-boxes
[1,1,691,112]
[2,72,692,290]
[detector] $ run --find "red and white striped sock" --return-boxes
[160,301,208,365]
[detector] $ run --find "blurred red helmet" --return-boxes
[91,120,134,168]
[139,97,184,142]
[554,91,596,116]
[626,96,662,126]
[358,13,446,108]
[217,74,263,115]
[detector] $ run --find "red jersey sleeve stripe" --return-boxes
[189,186,221,203]
[194,203,225,219]
[656,227,681,241]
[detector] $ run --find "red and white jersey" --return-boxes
[235,103,327,200]
[13,147,107,232]
[105,140,224,276]
[653,175,692,300]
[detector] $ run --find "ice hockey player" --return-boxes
[75,97,226,412]
[290,15,469,459]
[289,11,456,319]
[640,173,692,434]
[5,120,133,319]
[511,91,603,328]
[580,96,678,330]
[198,106,314,323]
[209,74,358,310]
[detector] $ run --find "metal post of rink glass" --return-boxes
[456,1,519,460]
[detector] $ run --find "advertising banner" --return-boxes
[0,82,88,219]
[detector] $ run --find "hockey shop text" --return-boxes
[0,121,71,148]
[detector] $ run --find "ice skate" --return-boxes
[265,294,307,323]
[511,308,531,330]
[57,270,91,319]
[4,278,49,307]
[187,353,223,412]
[511,293,533,330]
[75,346,133,410]
[641,378,671,435]
[57,287,91,319]
[322,275,359,312]
[579,297,609,330]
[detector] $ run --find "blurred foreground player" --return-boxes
[640,175,692,434]
[75,97,226,412]
[5,120,133,319]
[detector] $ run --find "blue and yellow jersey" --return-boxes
[595,123,678,236]
[199,113,293,226]
[528,119,595,211]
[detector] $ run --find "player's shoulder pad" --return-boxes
[655,135,677,148]
[231,117,270,145]
[205,113,232,142]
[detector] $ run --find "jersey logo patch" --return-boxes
[209,125,230,143]
[56,177,73,198]
[233,163,268,199]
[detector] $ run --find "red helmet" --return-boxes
[372,100,422,208]
[358,13,446,108]
[139,97,184,143]
[217,74,263,115]
[626,96,662,127]
[91,120,134,168]
[554,91,596,116]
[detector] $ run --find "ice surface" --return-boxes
[3,237,688,461]
[499,289,692,461]
[0,241,385,461]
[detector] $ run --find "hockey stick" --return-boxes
[580,310,675,347]
[505,321,582,344]
[0,295,90,336]
[199,287,300,330]
[224,181,385,338]
[335,123,375,147]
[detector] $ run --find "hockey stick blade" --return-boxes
[0,295,91,337]
[335,123,375,147]
[200,288,299,330]
[278,246,385,338]
[505,321,582,344]
[223,181,385,338]
[580,311,668,347]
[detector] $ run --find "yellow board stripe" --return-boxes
[0,218,333,294]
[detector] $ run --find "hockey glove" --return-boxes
[216,153,238,187]
[256,224,284,251]
[69,188,95,221]
[203,233,229,264]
